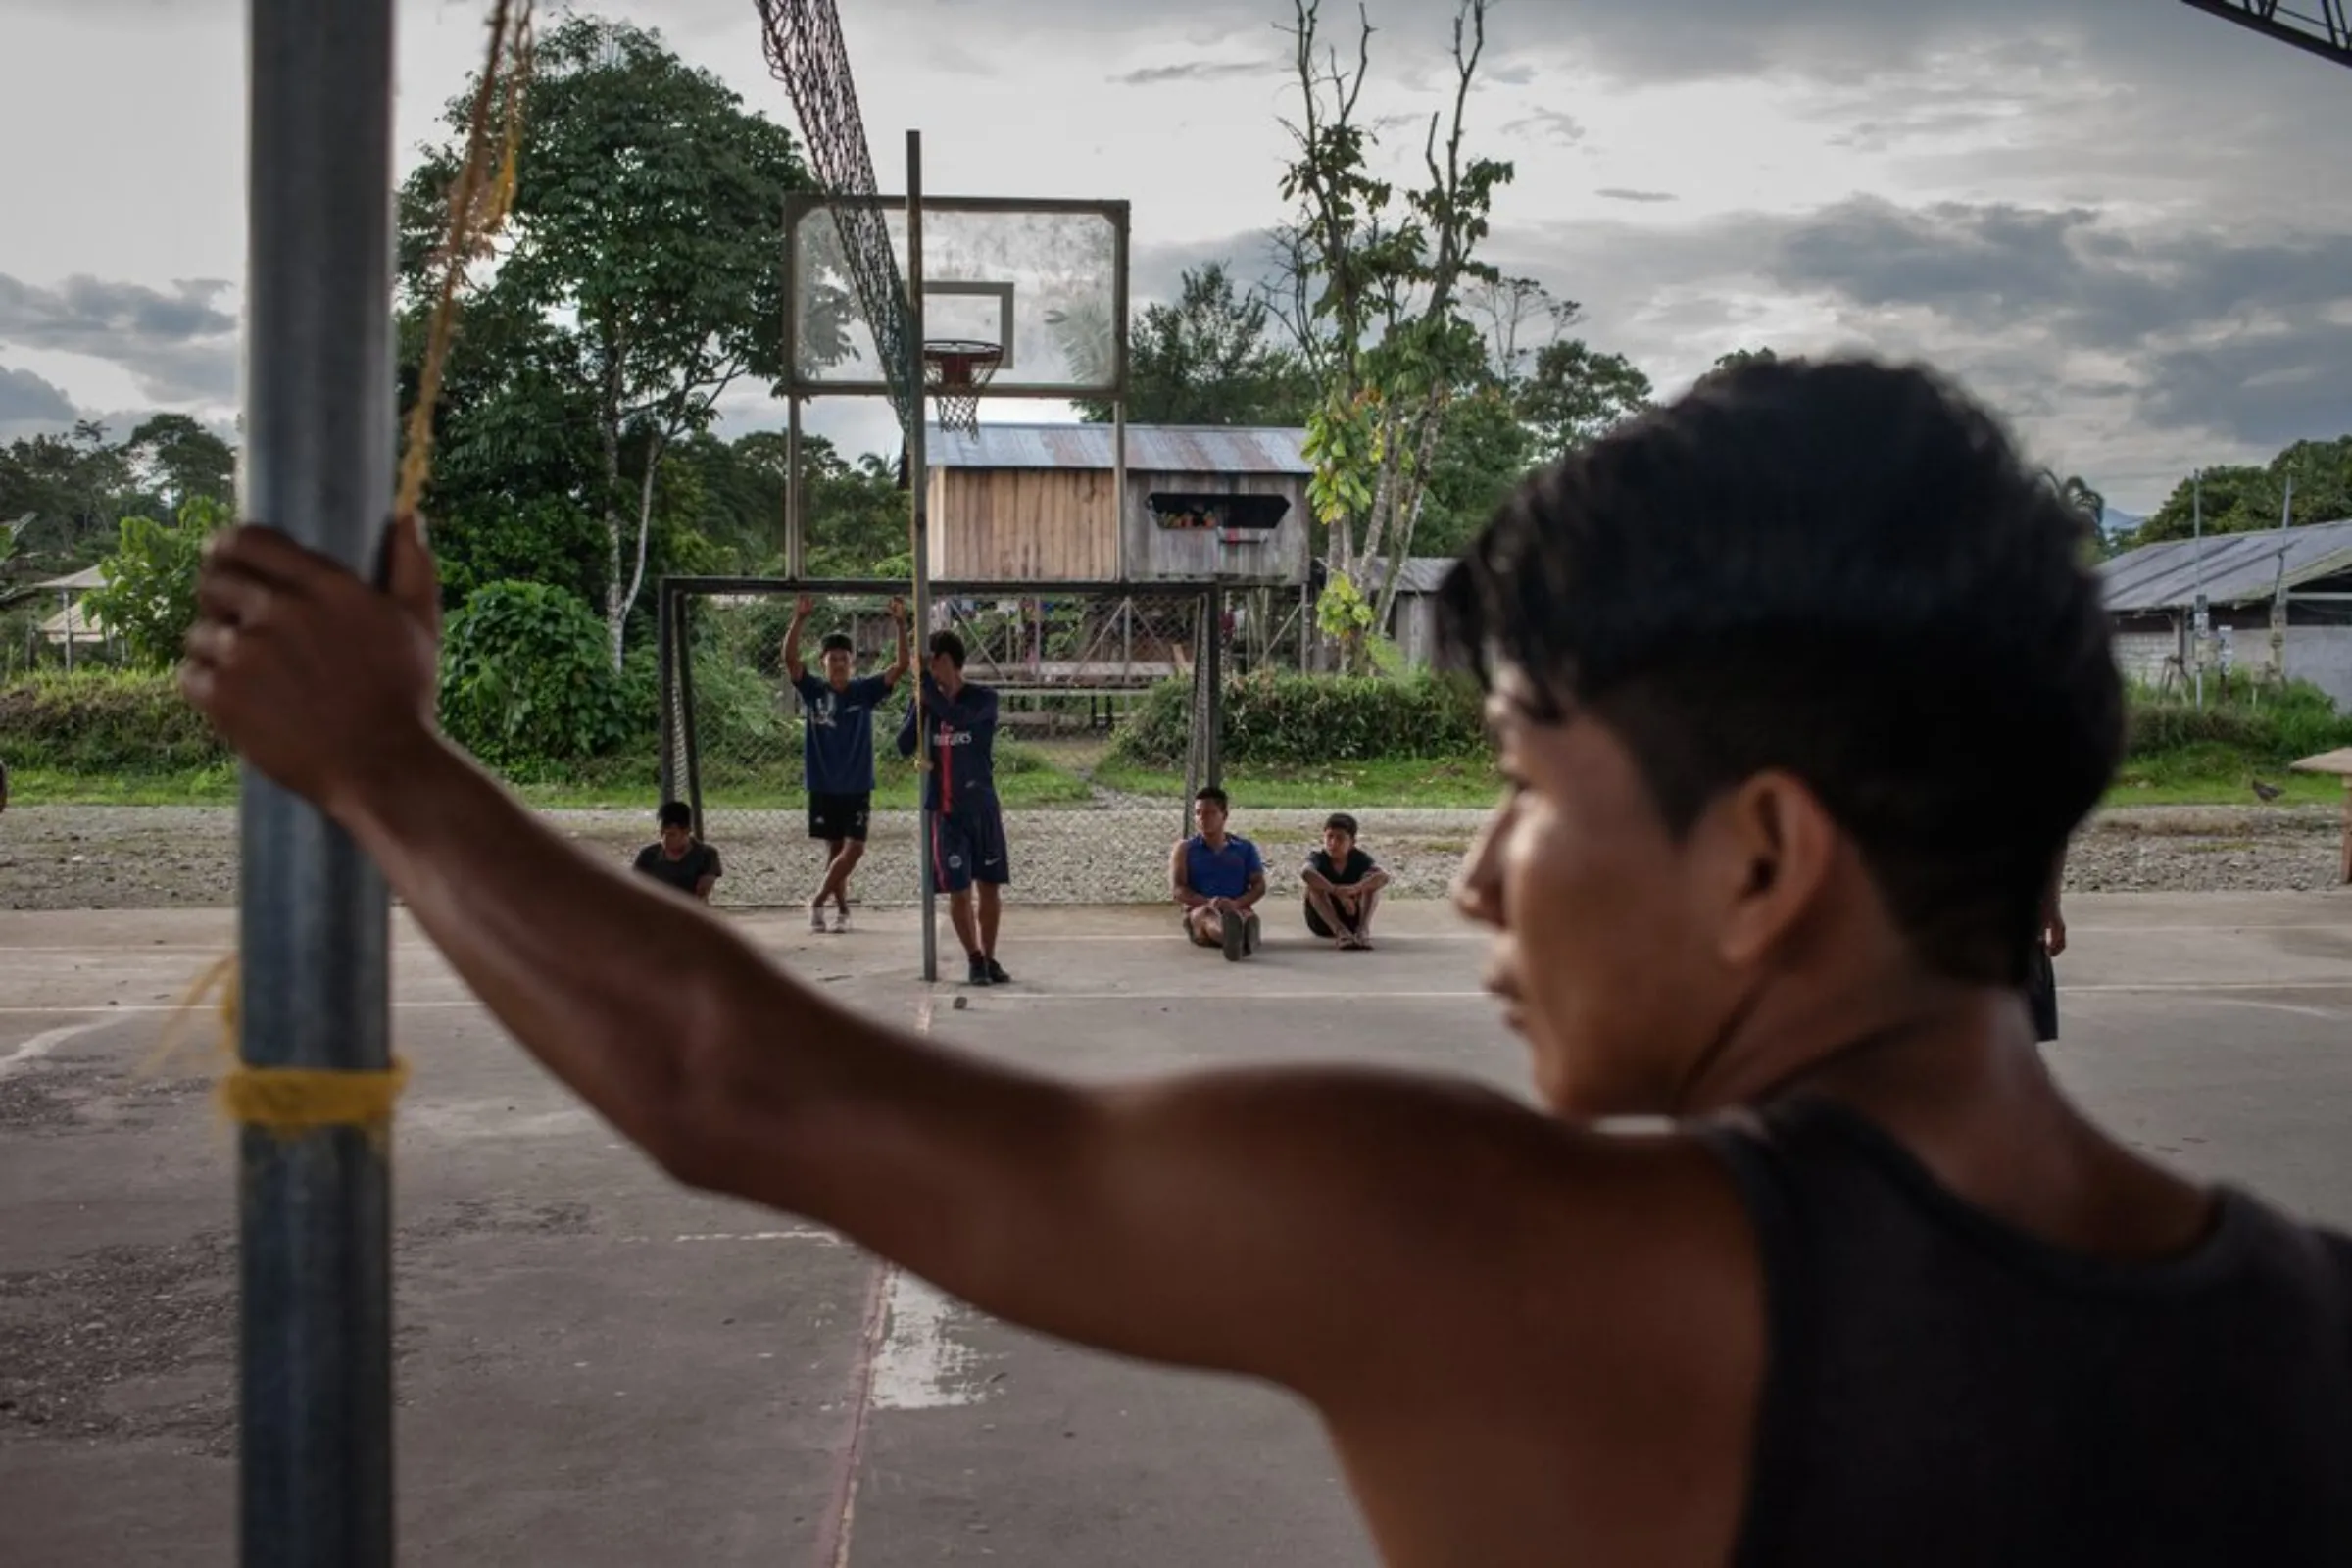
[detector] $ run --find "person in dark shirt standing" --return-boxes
[785,595,909,932]
[1302,811,1390,950]
[631,800,719,901]
[896,630,1012,986]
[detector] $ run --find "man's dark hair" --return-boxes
[658,800,693,830]
[1324,812,1358,838]
[929,630,966,668]
[1438,357,2122,985]
[1195,786,1230,809]
[820,632,855,655]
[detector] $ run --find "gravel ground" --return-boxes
[0,801,2345,911]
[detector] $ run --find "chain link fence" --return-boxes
[658,577,1247,909]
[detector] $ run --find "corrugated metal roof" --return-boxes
[2098,516,2352,612]
[1361,556,1459,596]
[33,565,108,592]
[927,422,1310,474]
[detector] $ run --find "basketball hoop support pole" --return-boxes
[243,0,397,1559]
[906,129,939,984]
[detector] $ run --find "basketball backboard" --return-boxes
[785,194,1129,402]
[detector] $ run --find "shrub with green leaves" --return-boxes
[81,496,235,668]
[1111,670,1485,769]
[0,667,228,772]
[437,580,632,773]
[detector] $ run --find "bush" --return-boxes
[0,667,229,772]
[1111,670,1485,769]
[80,496,235,668]
[438,580,633,774]
[2126,679,2352,767]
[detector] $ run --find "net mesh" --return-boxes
[659,583,1250,908]
[923,340,1001,436]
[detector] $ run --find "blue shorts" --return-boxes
[930,799,1009,893]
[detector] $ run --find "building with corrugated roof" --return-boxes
[2097,517,2352,708]
[922,421,1311,584]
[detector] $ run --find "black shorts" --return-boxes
[808,791,871,843]
[930,800,1009,893]
[1304,893,1365,939]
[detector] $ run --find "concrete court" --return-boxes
[2,890,2349,1566]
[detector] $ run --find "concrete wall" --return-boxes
[2284,627,2352,711]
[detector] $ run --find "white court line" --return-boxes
[0,1001,479,1016]
[8,980,2350,1017]
[0,1019,112,1080]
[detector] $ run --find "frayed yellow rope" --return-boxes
[146,956,411,1147]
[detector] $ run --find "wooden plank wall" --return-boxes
[926,468,1117,580]
[1120,470,1310,584]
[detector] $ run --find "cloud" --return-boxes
[0,366,76,426]
[1110,57,1287,86]
[0,274,240,406]
[1595,188,1676,204]
[1500,107,1584,146]
[1479,192,2352,508]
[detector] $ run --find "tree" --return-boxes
[83,496,235,667]
[399,15,814,668]
[0,422,136,566]
[1704,346,1780,384]
[1076,263,1316,426]
[2127,436,2352,547]
[1517,337,1653,461]
[1273,0,1515,657]
[122,415,235,514]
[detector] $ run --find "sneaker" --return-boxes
[1220,908,1247,962]
[833,904,853,934]
[809,903,828,934]
[986,958,1012,985]
[1244,913,1262,956]
[966,955,992,986]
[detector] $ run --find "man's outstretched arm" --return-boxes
[335,735,1574,1393]
[174,519,1619,1408]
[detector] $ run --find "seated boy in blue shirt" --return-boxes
[1170,786,1266,961]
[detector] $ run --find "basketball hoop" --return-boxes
[923,339,1002,436]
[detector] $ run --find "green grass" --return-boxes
[8,742,1098,811]
[1089,755,1505,810]
[2102,745,2343,808]
[12,746,2338,814]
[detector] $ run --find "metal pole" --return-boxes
[906,130,937,983]
[1113,398,1128,581]
[1203,585,1224,792]
[657,581,676,805]
[785,396,805,579]
[241,1,397,1562]
[2192,469,2206,710]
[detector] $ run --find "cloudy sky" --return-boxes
[3,0,2349,513]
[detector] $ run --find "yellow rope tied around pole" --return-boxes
[172,1,532,1134]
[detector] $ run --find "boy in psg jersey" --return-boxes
[896,630,1012,986]
[785,595,909,932]
[183,359,2352,1565]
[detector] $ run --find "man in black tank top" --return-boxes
[182,360,2352,1565]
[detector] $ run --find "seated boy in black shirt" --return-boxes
[1302,812,1389,950]
[633,801,721,901]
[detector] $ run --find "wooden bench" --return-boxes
[2289,747,2352,885]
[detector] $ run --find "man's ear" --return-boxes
[1705,770,1840,969]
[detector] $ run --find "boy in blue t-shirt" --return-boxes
[1171,785,1266,961]
[896,630,1013,986]
[785,595,909,931]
